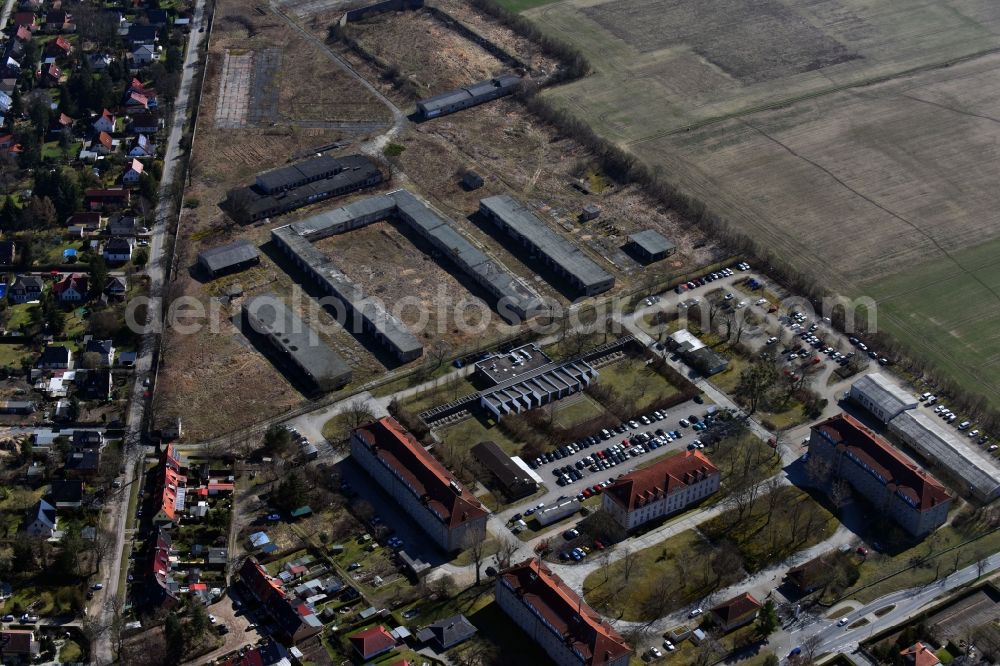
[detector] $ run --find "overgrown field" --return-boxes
[517,0,1000,408]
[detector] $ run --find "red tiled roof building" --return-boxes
[351,417,488,552]
[709,592,762,632]
[496,559,631,666]
[808,414,951,536]
[602,449,720,530]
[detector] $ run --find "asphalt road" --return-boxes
[93,1,210,662]
[777,553,1000,661]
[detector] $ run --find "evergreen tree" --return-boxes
[89,256,108,299]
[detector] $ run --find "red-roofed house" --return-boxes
[808,414,951,536]
[900,642,941,666]
[152,445,188,526]
[0,629,40,661]
[125,91,148,110]
[602,450,720,530]
[709,592,762,633]
[53,273,88,302]
[39,62,61,87]
[12,12,36,29]
[497,559,631,666]
[85,187,130,210]
[350,626,396,661]
[351,417,488,552]
[95,130,115,153]
[46,35,73,57]
[238,558,321,644]
[15,25,32,41]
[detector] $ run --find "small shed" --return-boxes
[462,170,484,190]
[580,204,601,222]
[197,240,260,279]
[290,505,313,519]
[627,229,676,263]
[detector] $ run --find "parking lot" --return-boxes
[495,397,734,527]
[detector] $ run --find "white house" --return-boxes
[103,236,134,263]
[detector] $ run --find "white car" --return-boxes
[724,293,734,300]
[837,617,849,627]
[969,430,980,438]
[688,608,703,618]
[649,647,663,659]
[662,640,676,651]
[766,336,778,345]
[756,298,768,306]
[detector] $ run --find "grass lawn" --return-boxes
[437,416,524,456]
[552,394,608,428]
[702,485,839,572]
[709,352,811,430]
[399,375,479,414]
[596,355,681,412]
[0,342,35,368]
[585,485,835,621]
[59,639,84,662]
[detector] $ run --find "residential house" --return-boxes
[0,133,15,150]
[351,417,488,552]
[66,212,104,233]
[129,44,156,67]
[117,351,137,367]
[108,214,139,236]
[130,111,159,134]
[124,90,149,111]
[92,109,116,133]
[0,90,11,114]
[49,479,83,508]
[37,344,73,369]
[94,130,116,154]
[0,401,36,415]
[496,559,632,666]
[104,236,134,264]
[415,614,477,651]
[44,10,74,32]
[147,9,169,27]
[8,275,43,303]
[104,276,127,301]
[238,558,322,644]
[24,499,57,537]
[0,240,15,264]
[39,62,61,87]
[0,630,40,662]
[65,450,100,477]
[72,430,104,449]
[84,338,116,365]
[900,642,941,666]
[11,12,36,29]
[127,24,158,47]
[602,450,720,530]
[152,445,187,526]
[14,25,32,42]
[122,158,144,186]
[88,53,112,70]
[53,273,88,302]
[350,626,396,662]
[85,188,130,210]
[48,112,73,139]
[45,35,73,57]
[79,368,113,401]
[128,133,155,157]
[709,593,762,633]
[149,528,180,607]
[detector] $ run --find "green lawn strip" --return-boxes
[552,394,608,428]
[596,355,682,411]
[437,416,523,456]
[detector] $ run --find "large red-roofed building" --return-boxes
[351,417,487,552]
[602,449,720,530]
[808,414,951,536]
[496,559,631,666]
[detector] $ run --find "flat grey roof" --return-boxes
[853,373,917,416]
[290,195,396,239]
[255,155,343,193]
[198,240,259,274]
[417,75,522,114]
[242,294,351,387]
[628,229,675,255]
[889,410,1000,500]
[480,194,613,291]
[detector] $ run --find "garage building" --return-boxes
[849,373,918,424]
[626,229,676,263]
[472,441,538,500]
[197,240,260,278]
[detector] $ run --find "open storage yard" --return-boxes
[517,0,1000,408]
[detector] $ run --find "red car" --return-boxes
[582,488,593,498]
[857,546,869,556]
[812,356,821,365]
[594,540,605,550]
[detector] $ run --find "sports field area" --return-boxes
[516,0,1000,407]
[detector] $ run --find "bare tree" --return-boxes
[977,556,990,579]
[466,533,488,586]
[621,547,638,582]
[91,527,117,575]
[427,340,452,371]
[493,536,521,571]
